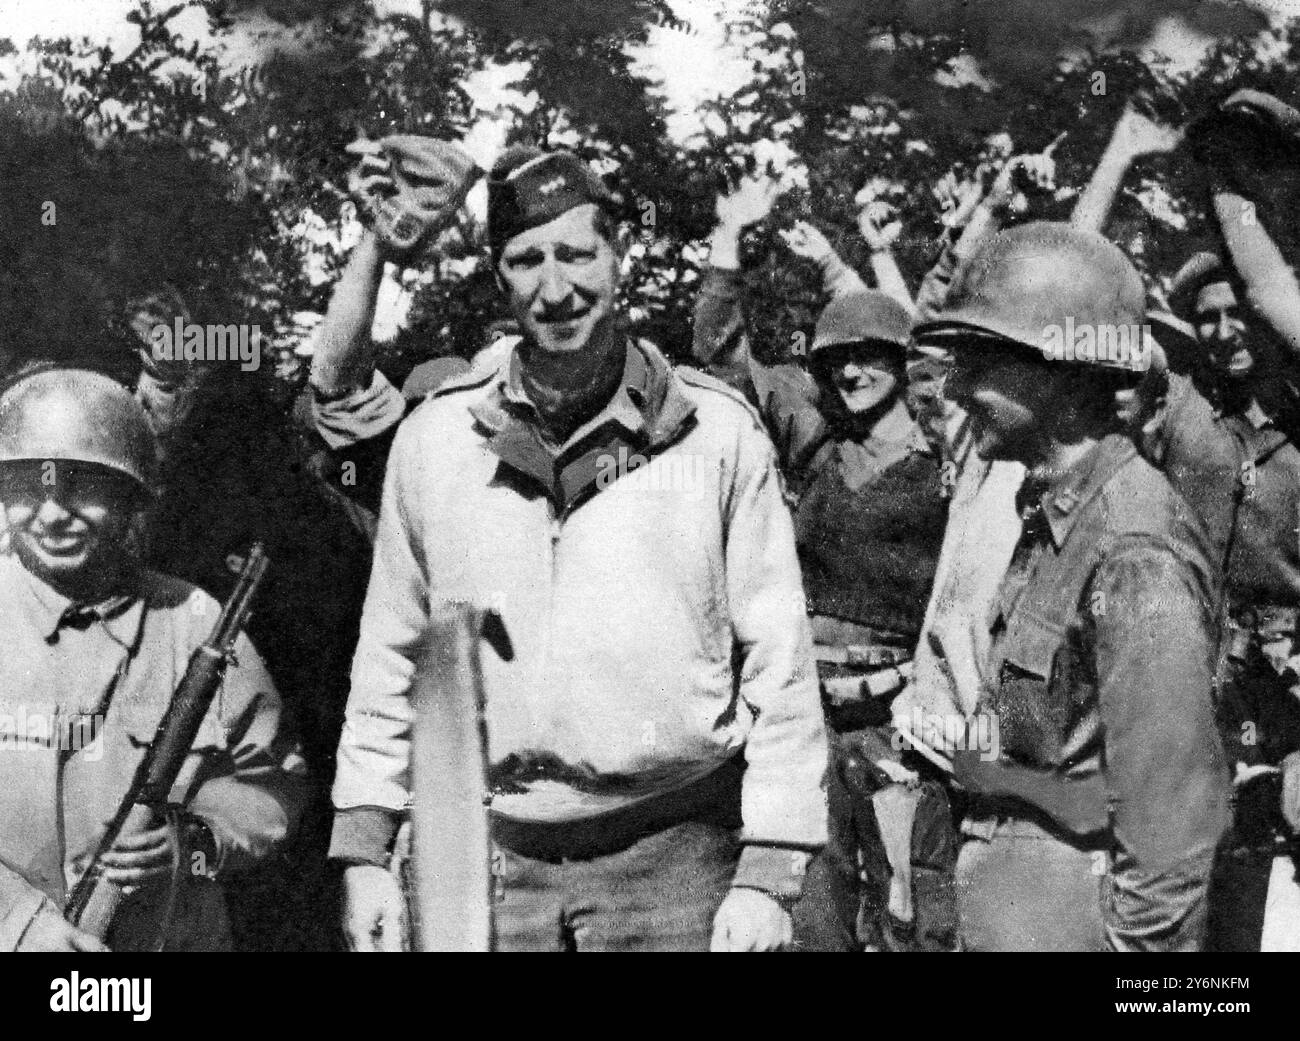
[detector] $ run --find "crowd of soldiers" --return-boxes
[2,84,1299,952]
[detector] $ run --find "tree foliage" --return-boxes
[3,0,1299,384]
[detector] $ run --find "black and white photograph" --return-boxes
[0,0,1298,992]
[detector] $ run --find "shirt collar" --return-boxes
[471,338,695,453]
[12,556,146,647]
[469,339,697,511]
[498,339,652,444]
[1021,434,1137,550]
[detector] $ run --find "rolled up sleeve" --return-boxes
[311,370,407,451]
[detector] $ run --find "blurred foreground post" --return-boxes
[409,604,494,952]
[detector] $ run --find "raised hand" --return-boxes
[989,133,1064,213]
[715,173,781,231]
[1113,101,1184,159]
[857,201,903,251]
[778,220,836,263]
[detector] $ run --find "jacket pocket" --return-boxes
[994,610,1069,765]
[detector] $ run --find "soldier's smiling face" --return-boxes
[496,204,626,357]
[819,342,903,415]
[1194,281,1253,378]
[1,462,141,587]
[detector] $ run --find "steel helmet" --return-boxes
[810,290,913,357]
[914,221,1151,373]
[0,369,157,493]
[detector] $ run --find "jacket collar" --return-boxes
[468,339,697,512]
[1021,434,1137,551]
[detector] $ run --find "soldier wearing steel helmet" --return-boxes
[915,221,1232,951]
[783,290,956,952]
[692,176,956,951]
[0,369,306,952]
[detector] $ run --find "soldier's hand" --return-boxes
[937,174,986,228]
[715,173,781,231]
[857,201,903,251]
[710,887,792,952]
[1115,100,1183,158]
[1282,751,1300,832]
[778,220,835,263]
[342,864,406,952]
[17,911,110,952]
[990,139,1062,214]
[345,136,476,261]
[100,817,179,893]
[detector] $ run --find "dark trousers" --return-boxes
[1207,842,1274,951]
[956,818,1108,951]
[493,820,739,951]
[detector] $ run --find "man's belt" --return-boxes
[814,643,912,669]
[490,756,744,863]
[959,796,1108,852]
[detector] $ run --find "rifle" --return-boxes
[64,544,270,950]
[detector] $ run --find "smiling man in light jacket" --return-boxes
[330,145,828,953]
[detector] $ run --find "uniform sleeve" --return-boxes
[914,234,961,324]
[1091,542,1232,951]
[818,253,869,299]
[0,859,55,952]
[297,371,410,523]
[183,630,310,877]
[750,363,827,481]
[691,266,756,388]
[329,416,433,863]
[725,416,829,884]
[310,369,408,451]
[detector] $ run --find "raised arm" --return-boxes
[1071,103,1182,233]
[856,202,914,314]
[916,143,1063,323]
[311,136,478,406]
[310,230,389,398]
[691,175,780,375]
[1211,174,1300,360]
[778,219,868,299]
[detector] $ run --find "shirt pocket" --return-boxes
[116,691,230,804]
[994,610,1069,766]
